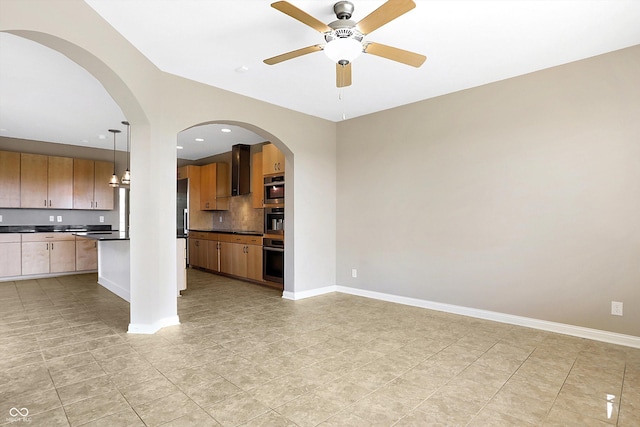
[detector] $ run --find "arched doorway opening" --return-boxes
[177,121,294,293]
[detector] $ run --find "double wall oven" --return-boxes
[263,175,284,284]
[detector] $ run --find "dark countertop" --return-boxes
[74,231,129,241]
[189,229,263,236]
[0,224,112,233]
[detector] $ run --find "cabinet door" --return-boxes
[262,144,285,175]
[0,151,21,208]
[200,163,216,210]
[20,153,48,208]
[0,241,21,277]
[94,161,114,210]
[48,156,74,209]
[73,158,95,209]
[246,244,263,281]
[76,238,97,271]
[21,241,50,275]
[189,238,209,268]
[220,242,247,277]
[50,240,76,273]
[206,240,220,272]
[252,151,263,208]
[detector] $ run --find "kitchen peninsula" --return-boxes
[77,232,187,302]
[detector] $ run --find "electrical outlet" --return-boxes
[56,216,62,223]
[0,215,3,222]
[351,268,358,278]
[99,216,104,223]
[219,216,223,222]
[611,301,623,316]
[49,216,54,222]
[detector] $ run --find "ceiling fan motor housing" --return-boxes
[333,1,355,20]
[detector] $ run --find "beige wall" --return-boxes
[337,45,640,337]
[1,0,337,332]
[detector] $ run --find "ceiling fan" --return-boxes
[264,0,426,88]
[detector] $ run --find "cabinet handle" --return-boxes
[95,201,98,208]
[51,243,54,250]
[44,199,47,207]
[46,243,48,250]
[49,200,51,207]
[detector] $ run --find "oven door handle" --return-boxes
[263,247,284,253]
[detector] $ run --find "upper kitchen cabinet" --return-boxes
[73,159,114,210]
[200,162,229,211]
[0,151,20,208]
[21,153,73,209]
[252,151,263,208]
[262,143,285,175]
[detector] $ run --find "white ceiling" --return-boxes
[1,1,639,160]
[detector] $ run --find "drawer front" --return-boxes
[189,232,218,241]
[21,232,76,242]
[217,234,262,245]
[0,233,21,243]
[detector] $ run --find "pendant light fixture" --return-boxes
[121,121,131,185]
[108,129,121,187]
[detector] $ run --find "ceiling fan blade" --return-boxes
[271,1,332,33]
[356,0,416,35]
[264,45,323,65]
[364,42,426,67]
[336,62,352,88]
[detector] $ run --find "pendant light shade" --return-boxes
[121,121,131,185]
[108,129,121,188]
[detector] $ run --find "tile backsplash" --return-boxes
[214,194,264,233]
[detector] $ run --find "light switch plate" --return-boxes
[0,215,3,222]
[57,216,62,222]
[49,216,54,222]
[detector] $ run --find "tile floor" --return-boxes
[1,269,639,426]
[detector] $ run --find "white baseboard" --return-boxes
[282,285,337,301]
[284,284,639,349]
[128,315,180,334]
[98,275,130,303]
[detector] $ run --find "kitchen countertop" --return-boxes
[0,225,112,233]
[189,229,263,236]
[74,231,129,241]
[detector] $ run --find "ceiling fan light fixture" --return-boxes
[324,37,362,64]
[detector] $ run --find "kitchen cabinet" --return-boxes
[73,159,115,210]
[252,151,263,208]
[218,234,263,281]
[200,162,229,211]
[262,143,285,175]
[21,233,76,275]
[20,153,73,209]
[76,237,98,271]
[0,151,20,208]
[188,232,220,271]
[0,234,21,277]
[177,165,211,231]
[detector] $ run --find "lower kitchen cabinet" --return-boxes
[21,233,76,275]
[0,234,21,277]
[219,240,262,281]
[76,238,98,271]
[188,238,209,269]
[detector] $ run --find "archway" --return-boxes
[177,120,294,293]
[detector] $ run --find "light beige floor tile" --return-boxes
[483,388,553,424]
[317,410,372,426]
[0,387,61,418]
[553,388,619,425]
[120,376,181,408]
[159,407,222,427]
[56,375,117,406]
[182,376,242,408]
[240,410,297,426]
[275,392,344,427]
[349,391,413,425]
[12,406,70,427]
[79,407,144,427]
[49,361,106,388]
[468,407,537,426]
[543,406,613,426]
[205,392,271,426]
[135,391,200,426]
[64,389,130,426]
